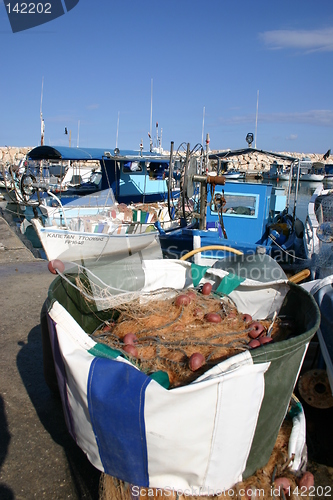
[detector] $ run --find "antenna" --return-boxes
[116,111,120,149]
[150,78,153,139]
[201,106,205,146]
[77,120,80,148]
[40,76,44,146]
[254,90,259,148]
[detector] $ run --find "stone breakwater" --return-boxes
[0,146,32,166]
[0,146,330,173]
[209,149,331,173]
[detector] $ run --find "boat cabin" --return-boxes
[26,145,173,204]
[206,182,284,245]
[159,181,288,259]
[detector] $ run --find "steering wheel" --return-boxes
[19,173,38,202]
[180,245,244,261]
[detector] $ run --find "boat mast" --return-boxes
[156,122,159,151]
[201,106,205,147]
[150,79,153,140]
[254,90,259,149]
[116,111,120,149]
[77,120,80,148]
[40,77,45,146]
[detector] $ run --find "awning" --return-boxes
[27,145,170,163]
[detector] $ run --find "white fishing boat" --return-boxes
[29,189,173,263]
[222,169,245,180]
[296,158,325,182]
[262,160,291,181]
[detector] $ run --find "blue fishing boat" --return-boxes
[26,145,174,203]
[157,144,304,267]
[10,145,178,224]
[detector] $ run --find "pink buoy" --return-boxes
[123,333,138,345]
[175,294,191,307]
[248,321,265,339]
[186,290,196,303]
[204,312,222,323]
[47,259,65,275]
[248,339,261,349]
[202,283,212,296]
[242,313,252,324]
[259,336,273,345]
[274,477,291,494]
[189,352,205,371]
[123,344,138,358]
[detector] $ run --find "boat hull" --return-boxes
[300,174,325,182]
[32,219,161,262]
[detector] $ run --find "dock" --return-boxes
[0,215,100,499]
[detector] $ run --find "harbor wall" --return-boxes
[0,146,331,173]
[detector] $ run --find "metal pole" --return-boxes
[286,161,294,211]
[205,133,210,175]
[292,159,301,226]
[168,141,174,220]
[182,143,191,221]
[199,181,207,230]
[254,90,259,149]
[201,106,205,147]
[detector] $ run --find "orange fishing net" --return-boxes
[91,287,293,388]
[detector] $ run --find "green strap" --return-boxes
[88,343,121,360]
[190,263,210,287]
[149,370,170,389]
[89,345,170,389]
[216,273,245,295]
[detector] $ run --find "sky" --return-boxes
[1,0,333,155]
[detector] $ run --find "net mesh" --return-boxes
[88,287,293,388]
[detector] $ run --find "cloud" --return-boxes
[216,110,333,127]
[47,114,76,123]
[259,27,333,53]
[286,134,298,141]
[86,103,99,110]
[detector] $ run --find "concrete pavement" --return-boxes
[0,215,100,499]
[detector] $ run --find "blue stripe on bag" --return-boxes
[87,357,150,486]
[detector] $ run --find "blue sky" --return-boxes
[1,0,333,154]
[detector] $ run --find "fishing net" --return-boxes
[314,193,333,224]
[51,254,295,389]
[88,287,292,389]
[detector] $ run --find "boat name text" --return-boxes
[46,233,106,242]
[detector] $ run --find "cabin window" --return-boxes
[122,161,143,173]
[211,193,258,217]
[148,162,167,180]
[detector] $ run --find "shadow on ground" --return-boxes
[16,323,101,499]
[0,396,14,499]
